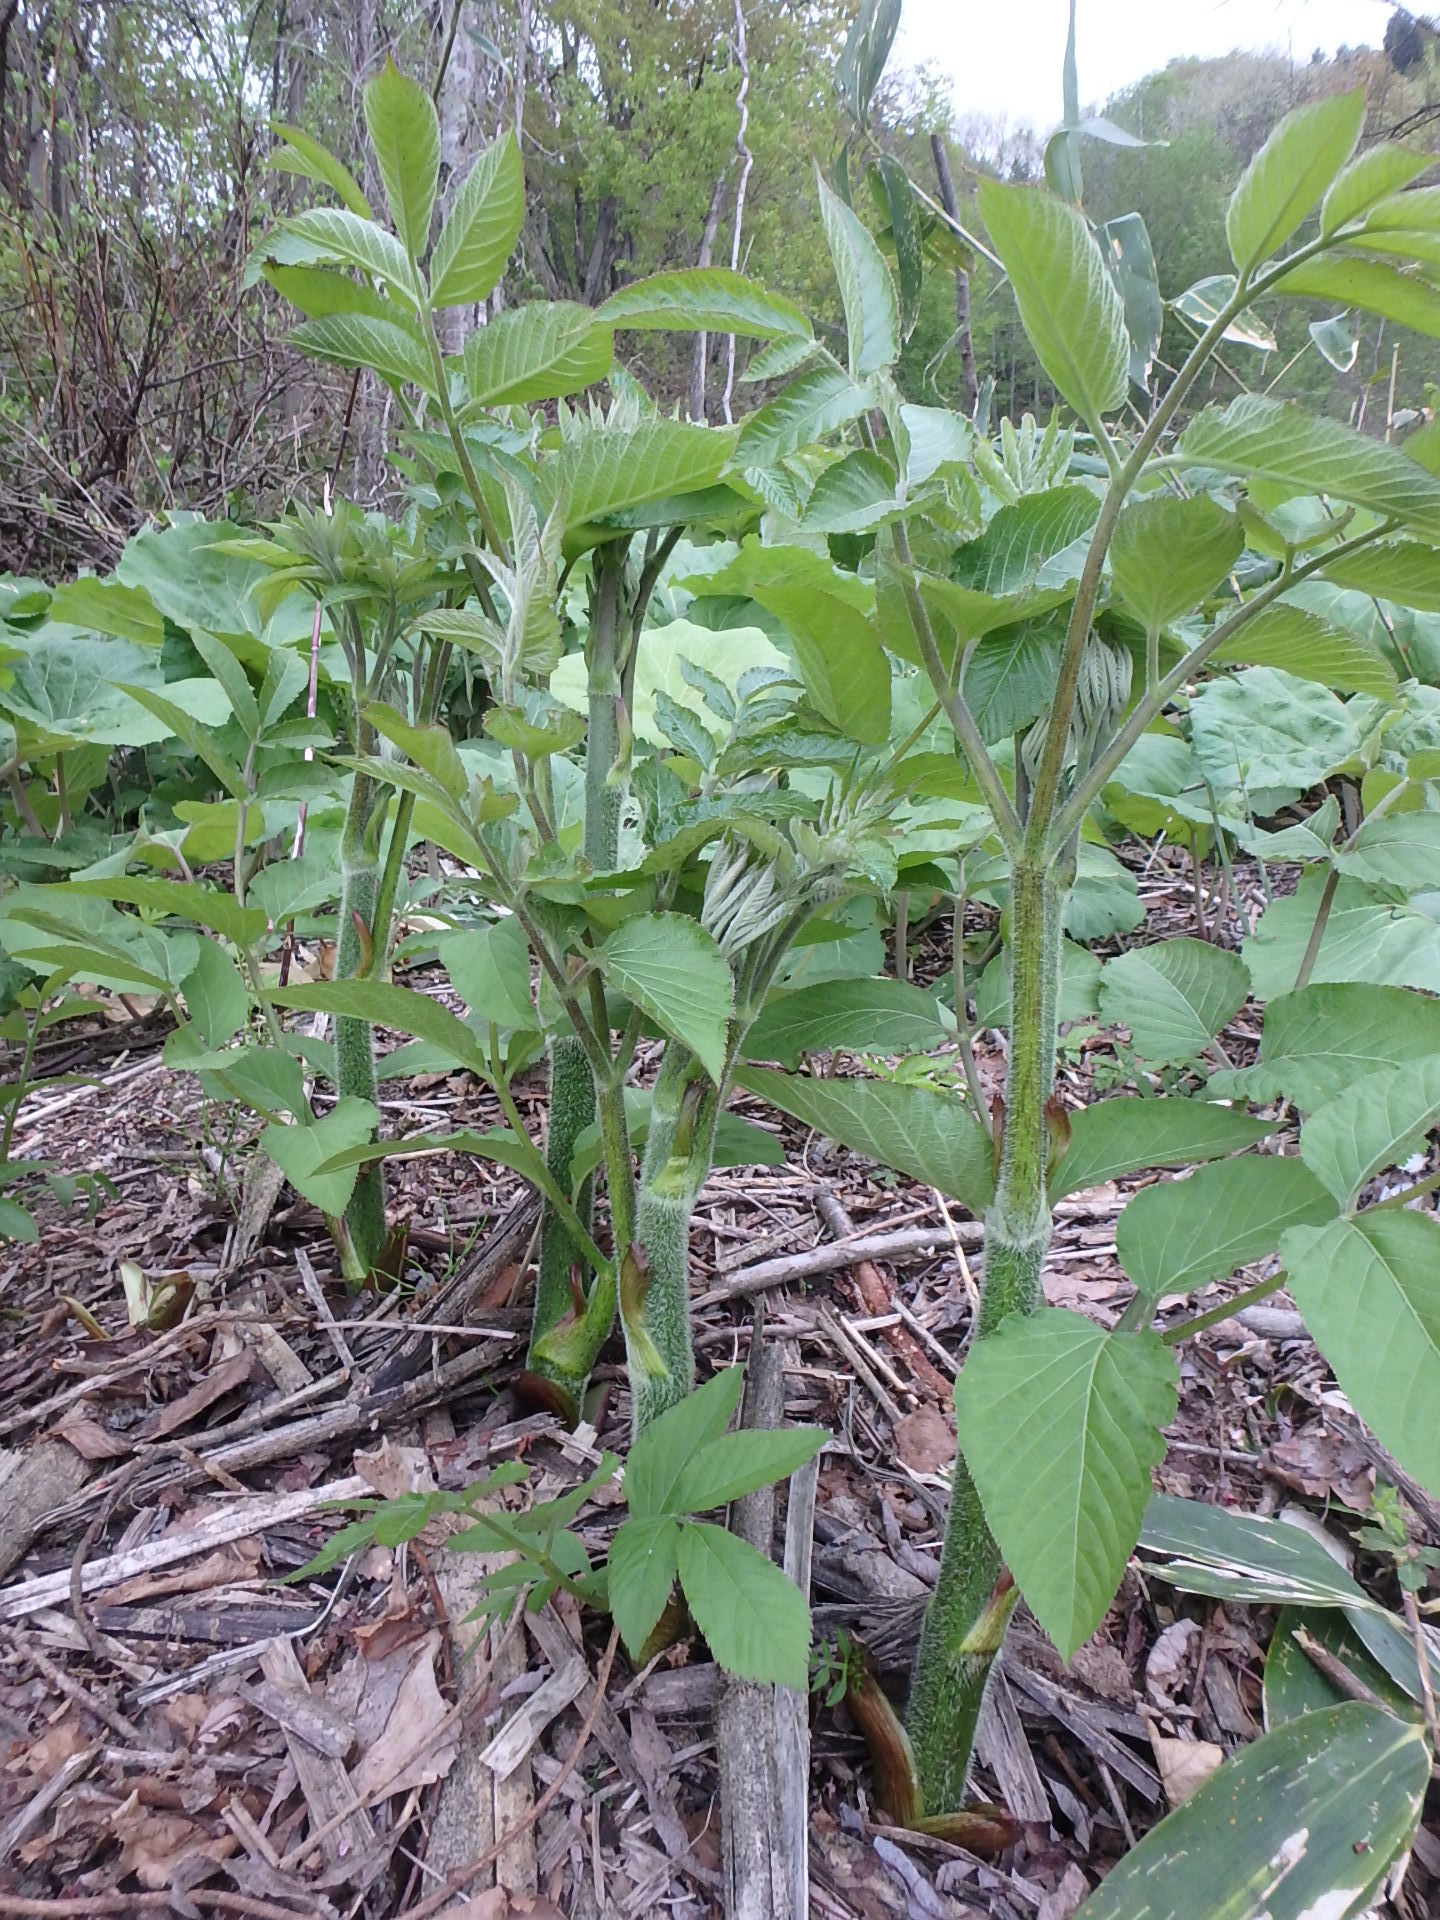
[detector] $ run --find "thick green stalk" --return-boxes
[527,543,630,1411]
[336,767,385,1275]
[627,1043,715,1434]
[907,860,1065,1813]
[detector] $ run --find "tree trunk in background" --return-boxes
[349,0,389,500]
[436,2,486,357]
[690,172,728,421]
[930,132,978,417]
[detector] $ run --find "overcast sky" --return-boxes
[897,0,1398,129]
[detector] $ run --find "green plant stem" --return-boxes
[951,872,989,1133]
[334,760,385,1275]
[422,310,509,559]
[907,859,1064,1814]
[1159,1270,1290,1344]
[528,542,634,1413]
[628,1044,718,1433]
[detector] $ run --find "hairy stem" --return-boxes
[907,861,1065,1813]
[335,767,385,1276]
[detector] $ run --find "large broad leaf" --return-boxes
[46,577,164,648]
[676,1521,811,1688]
[1051,1099,1275,1202]
[1211,603,1398,700]
[362,58,440,261]
[261,1097,379,1216]
[439,916,538,1035]
[1284,1209,1440,1496]
[742,977,944,1066]
[271,207,418,307]
[625,1366,745,1517]
[291,312,437,393]
[1301,1055,1440,1207]
[269,979,488,1074]
[800,449,898,536]
[1115,1155,1336,1301]
[1098,937,1250,1066]
[551,422,736,534]
[670,1424,827,1515]
[1177,396,1440,534]
[597,914,733,1083]
[1109,495,1242,634]
[599,269,810,340]
[1335,810,1440,890]
[978,180,1127,425]
[736,1065,994,1214]
[957,486,1098,595]
[965,622,1065,743]
[1320,537,1440,612]
[733,366,875,466]
[461,302,613,408]
[817,174,898,376]
[181,943,249,1051]
[1213,981,1440,1111]
[1189,668,1364,795]
[955,1309,1177,1660]
[1323,143,1435,234]
[429,133,525,308]
[551,618,785,748]
[1243,874,1440,1001]
[1275,253,1440,344]
[607,1516,681,1659]
[1076,1703,1427,1920]
[699,542,886,742]
[1225,88,1364,272]
[63,876,268,950]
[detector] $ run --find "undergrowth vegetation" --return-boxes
[6,3,1440,1910]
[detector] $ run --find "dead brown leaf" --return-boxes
[11,1707,89,1775]
[893,1405,953,1475]
[1148,1729,1225,1808]
[1271,1429,1375,1512]
[48,1408,131,1460]
[108,1795,235,1888]
[349,1629,457,1800]
[1037,1865,1091,1920]
[355,1437,435,1500]
[143,1351,253,1439]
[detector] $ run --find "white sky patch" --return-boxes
[897,0,1395,131]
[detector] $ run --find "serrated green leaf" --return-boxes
[676,1520,811,1687]
[262,1096,378,1215]
[736,1065,993,1214]
[270,121,372,218]
[607,1516,681,1658]
[362,59,440,261]
[1335,810,1440,890]
[978,179,1128,425]
[1211,603,1398,700]
[1323,143,1434,234]
[1284,1209,1440,1496]
[1226,88,1365,272]
[1098,937,1250,1066]
[817,172,898,376]
[1300,1055,1440,1207]
[115,683,248,794]
[1051,1098,1275,1202]
[732,365,874,466]
[553,421,735,535]
[1243,873,1440,1001]
[64,876,269,949]
[1177,396,1440,533]
[462,302,613,408]
[599,269,810,340]
[1319,538,1440,611]
[291,312,438,393]
[596,914,732,1082]
[269,979,487,1073]
[1189,667,1364,794]
[1076,1703,1426,1920]
[180,942,249,1051]
[742,977,944,1066]
[439,916,538,1034]
[625,1367,746,1518]
[1276,254,1440,345]
[955,1309,1178,1659]
[1217,982,1440,1111]
[47,577,164,648]
[1116,1154,1336,1302]
[670,1426,827,1515]
[430,133,525,307]
[266,207,418,307]
[365,701,468,802]
[1109,495,1242,632]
